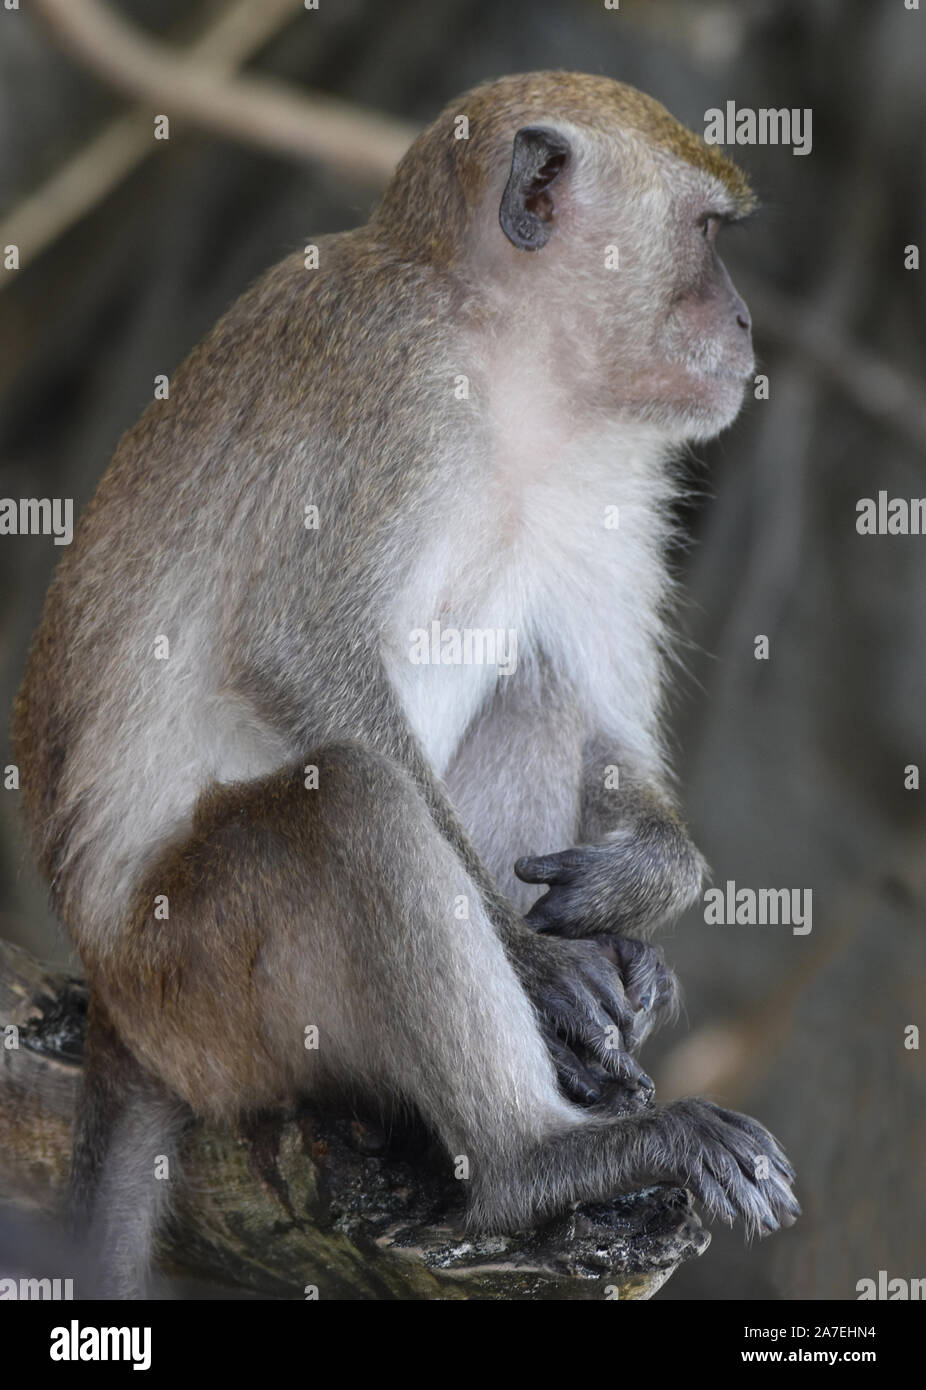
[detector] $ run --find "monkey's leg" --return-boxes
[110,742,600,1139]
[105,743,796,1243]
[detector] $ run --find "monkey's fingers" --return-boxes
[600,1046,655,1097]
[541,1024,653,1108]
[519,863,609,935]
[521,887,571,934]
[550,978,654,1094]
[608,935,669,1008]
[540,1026,609,1106]
[539,935,667,1060]
[514,851,583,886]
[565,957,642,1051]
[510,931,654,1093]
[605,936,681,1046]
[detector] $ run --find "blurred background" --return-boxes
[1,0,924,1300]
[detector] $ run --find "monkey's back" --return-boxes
[12,230,464,958]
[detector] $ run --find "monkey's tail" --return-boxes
[70,996,190,1299]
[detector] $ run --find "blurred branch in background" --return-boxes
[660,826,926,1102]
[748,280,926,453]
[7,0,922,461]
[0,0,416,276]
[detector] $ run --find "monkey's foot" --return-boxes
[656,1098,800,1236]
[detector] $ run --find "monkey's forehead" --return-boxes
[449,71,756,213]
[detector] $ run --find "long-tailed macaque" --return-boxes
[13,72,797,1297]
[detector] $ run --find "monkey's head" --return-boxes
[375,72,757,446]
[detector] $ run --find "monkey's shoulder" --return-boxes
[214,231,453,367]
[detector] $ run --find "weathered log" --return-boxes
[0,937,708,1299]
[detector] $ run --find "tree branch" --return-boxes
[0,937,708,1299]
[747,279,926,453]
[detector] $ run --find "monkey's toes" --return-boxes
[670,1098,800,1237]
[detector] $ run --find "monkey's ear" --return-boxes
[499,126,571,252]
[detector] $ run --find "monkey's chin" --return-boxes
[671,373,750,445]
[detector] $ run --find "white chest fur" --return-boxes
[385,424,673,777]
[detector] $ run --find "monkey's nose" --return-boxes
[737,312,751,332]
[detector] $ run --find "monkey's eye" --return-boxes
[698,213,722,241]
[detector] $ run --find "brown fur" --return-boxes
[375,71,755,263]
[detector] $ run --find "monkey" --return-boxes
[12,71,798,1298]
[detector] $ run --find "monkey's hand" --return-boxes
[506,929,664,1106]
[514,815,706,938]
[601,933,680,1050]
